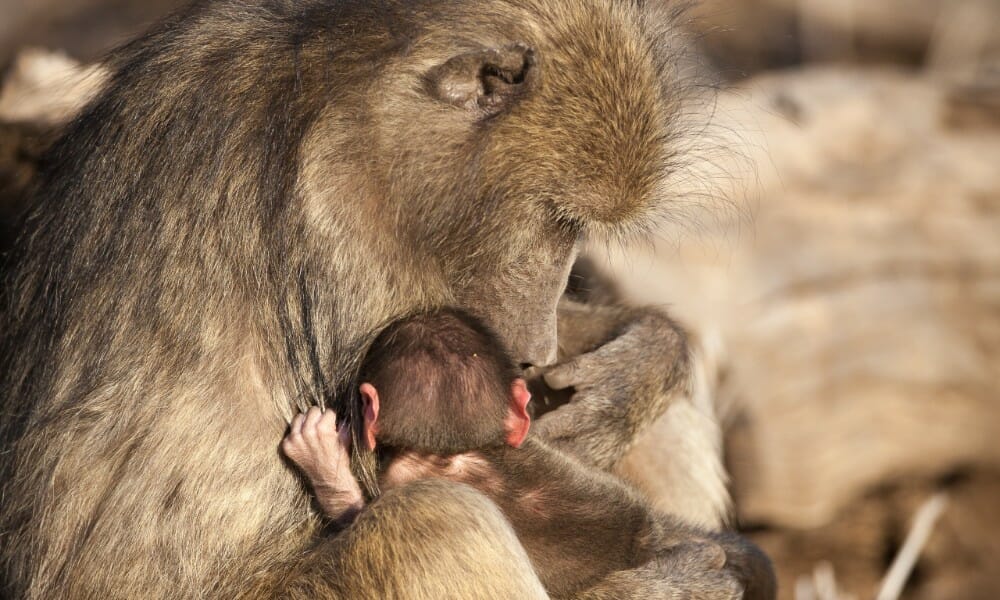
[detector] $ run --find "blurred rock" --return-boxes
[690,0,1000,77]
[0,0,183,66]
[0,48,105,124]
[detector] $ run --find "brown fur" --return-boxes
[0,121,56,263]
[0,0,735,598]
[251,478,549,600]
[484,440,772,599]
[380,440,773,599]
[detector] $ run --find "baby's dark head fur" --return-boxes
[360,308,520,455]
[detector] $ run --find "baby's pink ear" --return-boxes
[359,383,380,451]
[504,378,531,448]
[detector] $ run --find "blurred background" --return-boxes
[1,1,998,599]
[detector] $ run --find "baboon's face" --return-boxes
[311,0,672,366]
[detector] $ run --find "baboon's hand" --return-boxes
[656,543,745,600]
[574,543,742,600]
[282,407,364,518]
[535,300,690,470]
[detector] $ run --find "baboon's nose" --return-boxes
[518,340,558,370]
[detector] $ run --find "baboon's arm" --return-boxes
[245,480,548,600]
[533,298,691,471]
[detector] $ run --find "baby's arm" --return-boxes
[282,406,366,524]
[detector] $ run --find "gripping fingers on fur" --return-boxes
[545,308,688,401]
[316,408,337,435]
[282,408,343,469]
[655,543,744,600]
[283,413,309,463]
[544,323,658,390]
[303,406,323,435]
[537,307,690,469]
[544,320,643,391]
[290,412,305,437]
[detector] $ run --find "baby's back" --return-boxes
[470,439,660,598]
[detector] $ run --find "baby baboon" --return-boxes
[284,309,774,599]
[0,0,753,597]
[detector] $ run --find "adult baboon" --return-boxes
[0,0,744,598]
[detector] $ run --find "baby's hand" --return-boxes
[282,406,363,519]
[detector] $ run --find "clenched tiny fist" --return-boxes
[283,407,364,520]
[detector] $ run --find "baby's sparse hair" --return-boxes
[359,308,520,455]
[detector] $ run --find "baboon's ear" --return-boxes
[426,44,534,117]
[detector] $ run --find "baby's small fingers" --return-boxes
[303,406,323,433]
[290,413,306,437]
[318,409,338,433]
[280,436,303,462]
